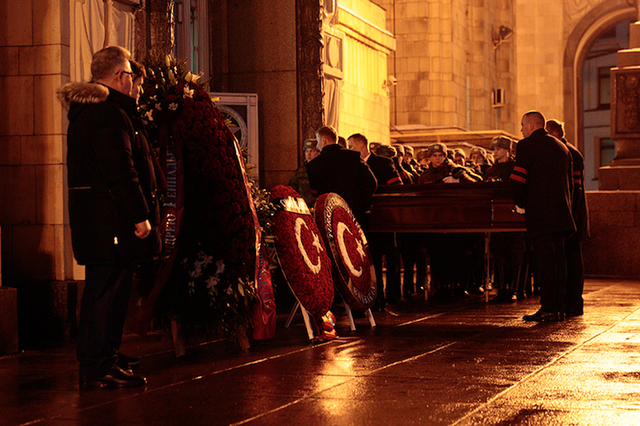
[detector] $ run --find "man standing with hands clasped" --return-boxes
[510,111,575,322]
[58,46,158,388]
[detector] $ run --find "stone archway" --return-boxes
[563,0,636,153]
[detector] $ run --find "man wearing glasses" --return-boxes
[58,46,154,388]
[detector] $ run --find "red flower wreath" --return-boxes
[269,186,334,318]
[315,193,377,310]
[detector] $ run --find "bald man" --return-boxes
[510,111,575,322]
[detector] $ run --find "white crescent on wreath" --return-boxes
[314,193,377,310]
[295,217,324,274]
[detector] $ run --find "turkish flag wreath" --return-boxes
[315,193,377,311]
[269,185,336,338]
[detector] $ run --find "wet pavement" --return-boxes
[2,278,640,425]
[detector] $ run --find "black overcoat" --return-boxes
[307,143,377,225]
[510,128,575,239]
[59,82,157,265]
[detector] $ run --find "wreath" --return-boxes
[138,54,258,349]
[269,186,334,319]
[315,193,377,310]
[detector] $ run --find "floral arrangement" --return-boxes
[139,53,258,349]
[269,185,334,318]
[315,193,377,310]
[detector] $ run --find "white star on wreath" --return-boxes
[336,221,365,277]
[294,217,323,274]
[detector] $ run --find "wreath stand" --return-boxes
[342,300,376,331]
[285,297,376,334]
[283,300,315,340]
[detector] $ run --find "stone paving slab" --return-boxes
[1,279,640,425]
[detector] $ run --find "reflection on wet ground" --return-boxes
[2,279,640,425]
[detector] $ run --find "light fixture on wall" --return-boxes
[493,25,514,50]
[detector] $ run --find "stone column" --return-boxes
[0,226,19,355]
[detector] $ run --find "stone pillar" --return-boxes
[602,20,640,189]
[0,226,19,355]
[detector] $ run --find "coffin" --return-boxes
[369,182,526,233]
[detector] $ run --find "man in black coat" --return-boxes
[546,119,589,318]
[347,133,402,307]
[58,46,157,388]
[510,111,576,322]
[307,126,377,228]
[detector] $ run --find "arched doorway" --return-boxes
[582,20,631,190]
[563,1,636,190]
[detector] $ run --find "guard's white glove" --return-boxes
[443,176,460,183]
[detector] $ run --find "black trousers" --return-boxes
[530,232,567,314]
[565,233,584,314]
[368,232,401,305]
[77,263,135,378]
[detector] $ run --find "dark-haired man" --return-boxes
[307,125,377,228]
[510,111,575,322]
[546,119,588,318]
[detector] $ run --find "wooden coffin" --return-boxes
[369,182,526,233]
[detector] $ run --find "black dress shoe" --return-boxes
[117,352,141,366]
[565,310,583,318]
[523,310,562,322]
[80,365,147,389]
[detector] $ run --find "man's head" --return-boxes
[521,110,546,138]
[91,46,133,96]
[453,148,466,165]
[129,60,147,101]
[315,125,338,151]
[369,142,381,154]
[427,143,448,168]
[376,145,397,159]
[392,144,405,160]
[416,149,430,167]
[337,136,347,148]
[403,145,415,163]
[303,139,320,163]
[491,136,513,163]
[347,133,369,159]
[545,119,565,140]
[469,147,487,164]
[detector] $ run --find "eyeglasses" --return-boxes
[118,70,135,77]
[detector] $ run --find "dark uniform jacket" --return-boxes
[366,153,403,186]
[307,143,378,225]
[510,128,575,239]
[288,164,315,207]
[58,82,160,265]
[417,158,481,184]
[563,138,589,240]
[484,158,515,182]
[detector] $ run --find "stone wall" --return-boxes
[375,0,517,134]
[584,191,640,278]
[336,1,396,142]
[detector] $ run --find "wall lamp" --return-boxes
[493,25,514,50]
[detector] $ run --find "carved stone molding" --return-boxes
[144,0,175,56]
[296,0,324,144]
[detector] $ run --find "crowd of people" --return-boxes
[292,116,587,323]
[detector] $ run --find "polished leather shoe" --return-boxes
[118,352,140,366]
[117,352,140,368]
[565,310,584,318]
[80,365,147,389]
[523,310,562,322]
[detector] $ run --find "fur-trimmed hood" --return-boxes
[57,82,109,110]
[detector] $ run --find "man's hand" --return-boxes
[134,220,152,239]
[513,205,525,215]
[443,176,460,183]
